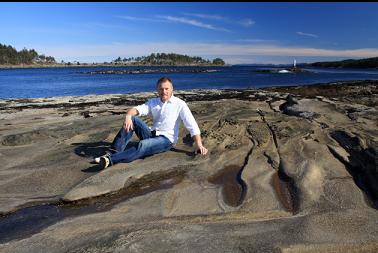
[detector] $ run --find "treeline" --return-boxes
[310,56,378,68]
[112,53,225,66]
[0,43,56,65]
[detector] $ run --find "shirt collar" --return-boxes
[160,95,175,104]
[167,95,175,103]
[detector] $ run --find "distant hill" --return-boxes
[309,56,378,68]
[112,53,225,66]
[0,43,56,65]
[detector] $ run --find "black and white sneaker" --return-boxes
[99,156,110,170]
[94,151,113,164]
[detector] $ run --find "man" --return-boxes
[95,76,208,169]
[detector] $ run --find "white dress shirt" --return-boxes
[134,95,200,144]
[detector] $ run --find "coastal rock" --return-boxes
[79,68,220,75]
[0,83,377,252]
[279,94,318,119]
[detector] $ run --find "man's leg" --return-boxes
[95,117,152,164]
[109,136,172,165]
[110,116,152,153]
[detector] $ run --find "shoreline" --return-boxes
[0,63,230,70]
[0,79,377,102]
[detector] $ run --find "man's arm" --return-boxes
[124,100,151,132]
[193,134,208,155]
[123,108,139,132]
[179,103,208,156]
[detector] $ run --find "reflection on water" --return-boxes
[0,171,184,244]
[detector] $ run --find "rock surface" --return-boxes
[0,81,377,252]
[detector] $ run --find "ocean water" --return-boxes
[0,65,378,99]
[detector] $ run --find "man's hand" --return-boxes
[123,115,133,132]
[196,144,208,155]
[193,134,208,156]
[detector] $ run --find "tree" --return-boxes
[212,58,225,65]
[113,53,225,66]
[46,56,56,63]
[0,43,56,65]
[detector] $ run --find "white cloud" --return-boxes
[297,32,319,38]
[115,15,162,23]
[182,13,255,28]
[182,13,226,21]
[116,14,253,31]
[157,15,230,32]
[234,39,275,43]
[238,18,255,27]
[39,42,378,64]
[116,14,230,32]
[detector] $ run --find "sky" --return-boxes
[1,2,378,64]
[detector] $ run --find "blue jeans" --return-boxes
[109,117,173,164]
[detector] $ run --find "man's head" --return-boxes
[156,76,173,103]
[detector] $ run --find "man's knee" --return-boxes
[131,116,141,125]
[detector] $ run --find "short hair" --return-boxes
[156,76,173,88]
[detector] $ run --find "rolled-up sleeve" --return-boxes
[180,103,200,137]
[134,100,151,116]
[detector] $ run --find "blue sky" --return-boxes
[1,2,378,64]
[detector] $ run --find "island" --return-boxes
[254,57,378,74]
[0,43,226,68]
[110,53,226,66]
[308,56,378,69]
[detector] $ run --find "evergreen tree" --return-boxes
[212,58,225,65]
[0,43,56,65]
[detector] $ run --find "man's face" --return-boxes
[157,81,173,103]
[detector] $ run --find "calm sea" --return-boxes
[1,65,378,99]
